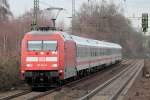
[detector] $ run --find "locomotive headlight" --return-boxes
[55,51,58,55]
[59,70,63,73]
[40,52,44,55]
[52,51,58,55]
[52,64,58,67]
[21,70,25,73]
[26,64,32,67]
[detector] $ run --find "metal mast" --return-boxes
[32,0,39,30]
[72,0,75,18]
[72,0,75,33]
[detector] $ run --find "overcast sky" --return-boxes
[8,0,150,31]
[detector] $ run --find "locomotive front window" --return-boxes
[43,41,57,51]
[28,41,57,51]
[28,41,42,51]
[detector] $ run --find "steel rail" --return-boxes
[79,60,139,100]
[28,60,129,100]
[0,90,31,100]
[29,60,129,100]
[0,59,128,100]
[109,60,143,100]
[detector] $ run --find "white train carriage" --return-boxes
[71,35,122,72]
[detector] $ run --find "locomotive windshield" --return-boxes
[28,41,42,51]
[28,41,57,51]
[43,41,57,51]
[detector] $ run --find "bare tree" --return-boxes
[73,2,145,58]
[0,0,12,21]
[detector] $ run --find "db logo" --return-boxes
[37,64,47,67]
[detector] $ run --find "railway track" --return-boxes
[0,90,31,100]
[79,60,144,100]
[35,60,131,100]
[0,59,129,100]
[31,60,129,100]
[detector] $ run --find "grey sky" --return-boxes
[9,0,87,17]
[8,0,150,31]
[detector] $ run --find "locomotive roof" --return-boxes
[27,31,122,49]
[27,31,55,35]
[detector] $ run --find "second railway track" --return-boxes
[79,60,144,100]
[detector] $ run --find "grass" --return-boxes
[0,55,21,91]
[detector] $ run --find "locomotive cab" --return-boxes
[21,31,64,87]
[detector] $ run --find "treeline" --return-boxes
[0,0,20,90]
[72,1,146,58]
[0,0,53,90]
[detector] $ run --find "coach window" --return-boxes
[79,47,81,57]
[87,47,90,57]
[99,48,101,56]
[28,41,42,51]
[104,48,106,55]
[98,48,99,56]
[99,48,100,56]
[97,48,98,56]
[94,48,95,56]
[93,48,95,56]
[80,47,82,57]
[90,48,92,56]
[94,48,96,56]
[92,48,94,56]
[84,47,86,57]
[43,41,57,51]
[83,47,85,57]
[108,48,110,55]
[103,48,105,55]
[101,48,103,56]
[100,48,101,56]
[77,47,79,57]
[79,47,81,58]
[93,48,94,56]
[82,47,84,57]
[78,47,80,57]
[95,48,96,56]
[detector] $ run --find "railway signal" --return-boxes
[142,13,148,33]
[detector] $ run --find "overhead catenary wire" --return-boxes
[39,1,52,7]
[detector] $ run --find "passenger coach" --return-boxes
[21,31,122,87]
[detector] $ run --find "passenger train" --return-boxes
[21,31,122,87]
